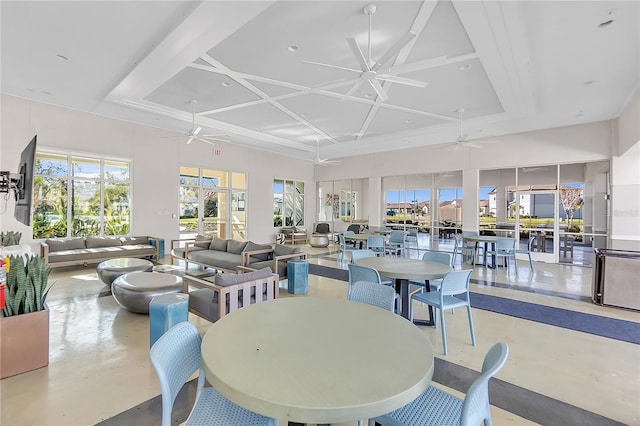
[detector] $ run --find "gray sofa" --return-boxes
[41,236,159,268]
[171,236,306,277]
[184,267,279,323]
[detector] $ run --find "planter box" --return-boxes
[0,308,49,379]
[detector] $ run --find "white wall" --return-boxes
[0,95,314,250]
[611,89,640,250]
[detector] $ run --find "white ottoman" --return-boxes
[111,272,183,314]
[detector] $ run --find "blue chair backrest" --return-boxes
[348,263,382,284]
[348,281,396,312]
[460,342,509,426]
[422,251,453,268]
[367,235,385,248]
[351,249,376,263]
[389,231,405,244]
[150,322,203,426]
[407,228,418,237]
[496,239,515,251]
[440,269,472,296]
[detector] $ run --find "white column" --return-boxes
[463,169,479,232]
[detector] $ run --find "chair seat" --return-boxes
[187,387,273,425]
[412,292,468,310]
[374,385,463,426]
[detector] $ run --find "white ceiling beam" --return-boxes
[452,1,536,116]
[106,1,274,101]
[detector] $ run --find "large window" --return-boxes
[274,179,304,227]
[32,153,131,238]
[179,167,246,240]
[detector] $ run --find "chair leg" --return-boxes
[528,254,534,272]
[467,305,476,346]
[440,307,448,355]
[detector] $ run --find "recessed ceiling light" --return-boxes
[404,120,411,124]
[40,91,51,95]
[300,113,307,118]
[288,45,299,53]
[583,80,595,85]
[455,108,465,113]
[221,81,231,87]
[56,54,68,61]
[364,93,372,98]
[459,64,471,71]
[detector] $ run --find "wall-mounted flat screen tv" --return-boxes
[14,135,37,226]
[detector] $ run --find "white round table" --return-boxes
[355,257,452,326]
[201,297,434,424]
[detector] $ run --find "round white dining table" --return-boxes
[463,235,515,268]
[201,297,434,425]
[355,257,452,326]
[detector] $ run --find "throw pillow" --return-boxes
[209,237,228,252]
[45,237,86,252]
[227,239,248,254]
[194,234,211,248]
[273,244,300,257]
[243,241,272,262]
[85,236,123,248]
[214,267,273,287]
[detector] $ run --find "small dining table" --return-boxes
[355,257,452,326]
[344,233,373,249]
[463,235,515,268]
[201,297,434,425]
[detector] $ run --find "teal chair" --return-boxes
[410,269,475,355]
[348,263,398,312]
[348,281,396,312]
[369,342,509,426]
[385,231,406,257]
[338,233,357,263]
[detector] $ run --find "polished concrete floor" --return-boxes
[1,241,638,426]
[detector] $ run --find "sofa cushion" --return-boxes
[273,244,301,257]
[227,240,248,254]
[45,237,85,253]
[194,234,211,248]
[85,236,123,248]
[120,236,150,245]
[209,237,228,252]
[172,246,208,259]
[243,241,272,262]
[251,260,287,278]
[189,250,241,271]
[214,267,273,287]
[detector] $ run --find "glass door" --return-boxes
[516,190,558,263]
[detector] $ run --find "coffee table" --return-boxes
[111,271,183,314]
[97,258,154,285]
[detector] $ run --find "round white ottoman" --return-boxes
[111,272,183,314]
[309,234,330,248]
[97,258,154,285]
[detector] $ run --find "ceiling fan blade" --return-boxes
[387,55,447,75]
[193,126,202,136]
[347,37,370,71]
[371,32,416,72]
[342,79,365,101]
[467,142,483,149]
[186,136,195,145]
[376,74,428,88]
[368,79,388,102]
[303,60,362,74]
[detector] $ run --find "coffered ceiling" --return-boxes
[1,1,638,161]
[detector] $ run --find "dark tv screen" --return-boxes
[14,135,37,226]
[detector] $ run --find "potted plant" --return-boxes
[0,254,53,379]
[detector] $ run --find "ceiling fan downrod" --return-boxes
[364,4,377,65]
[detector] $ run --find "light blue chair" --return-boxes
[366,235,386,257]
[453,234,476,266]
[385,231,406,257]
[369,342,509,426]
[410,269,475,355]
[405,228,420,251]
[485,239,516,270]
[351,249,376,263]
[348,280,396,312]
[338,233,357,263]
[409,251,454,292]
[515,236,535,272]
[348,263,398,311]
[149,322,276,426]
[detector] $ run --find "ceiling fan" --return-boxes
[441,109,482,149]
[164,100,229,146]
[304,4,445,102]
[311,140,340,166]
